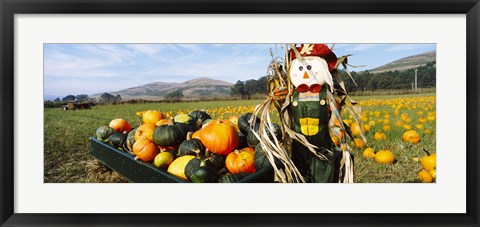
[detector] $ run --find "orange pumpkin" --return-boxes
[134,123,156,141]
[350,122,365,136]
[418,170,433,183]
[352,138,366,149]
[225,147,256,174]
[402,130,421,144]
[363,124,371,133]
[200,120,239,155]
[382,125,391,131]
[421,149,436,171]
[374,150,396,164]
[362,148,375,158]
[109,118,132,132]
[133,138,159,162]
[374,132,387,141]
[143,110,164,124]
[192,129,202,140]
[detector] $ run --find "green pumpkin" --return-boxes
[246,123,281,147]
[246,128,258,147]
[185,158,219,182]
[185,158,202,180]
[237,131,248,149]
[238,113,260,135]
[204,153,226,171]
[268,123,283,141]
[184,154,225,180]
[125,127,138,152]
[174,114,196,131]
[189,110,211,130]
[152,119,188,147]
[218,172,250,183]
[178,132,205,157]
[190,166,218,183]
[96,125,115,141]
[254,143,277,171]
[106,132,128,149]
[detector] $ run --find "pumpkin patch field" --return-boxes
[44,94,436,183]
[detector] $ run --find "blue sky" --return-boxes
[44,43,436,97]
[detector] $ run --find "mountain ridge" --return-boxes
[102,77,234,100]
[368,50,436,73]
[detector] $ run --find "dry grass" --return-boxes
[85,160,129,183]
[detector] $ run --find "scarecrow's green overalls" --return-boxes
[290,87,340,183]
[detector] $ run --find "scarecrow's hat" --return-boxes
[290,44,337,72]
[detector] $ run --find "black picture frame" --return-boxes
[1,0,479,226]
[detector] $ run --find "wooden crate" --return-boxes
[89,137,277,183]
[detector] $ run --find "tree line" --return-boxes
[44,93,123,108]
[230,76,268,99]
[230,61,436,98]
[339,61,436,92]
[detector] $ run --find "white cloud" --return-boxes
[125,44,161,56]
[45,44,155,78]
[384,44,423,51]
[44,48,122,78]
[348,44,380,51]
[177,44,202,53]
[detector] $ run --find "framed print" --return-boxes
[1,0,479,226]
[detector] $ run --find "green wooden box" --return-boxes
[89,137,277,183]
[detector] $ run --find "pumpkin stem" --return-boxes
[217,167,227,175]
[186,131,193,140]
[205,148,210,158]
[167,118,175,126]
[194,149,202,159]
[423,148,431,156]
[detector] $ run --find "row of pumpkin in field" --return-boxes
[361,146,436,183]
[96,110,281,183]
[343,109,436,183]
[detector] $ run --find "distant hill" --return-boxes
[97,77,234,100]
[369,50,436,73]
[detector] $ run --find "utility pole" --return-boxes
[415,69,418,91]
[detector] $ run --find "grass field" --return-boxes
[44,93,436,183]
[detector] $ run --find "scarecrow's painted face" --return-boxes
[290,56,332,88]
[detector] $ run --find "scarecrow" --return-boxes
[252,44,366,183]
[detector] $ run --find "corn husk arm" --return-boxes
[332,57,367,145]
[327,91,354,183]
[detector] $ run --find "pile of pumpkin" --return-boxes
[95,110,281,183]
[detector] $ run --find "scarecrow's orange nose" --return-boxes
[303,71,309,79]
